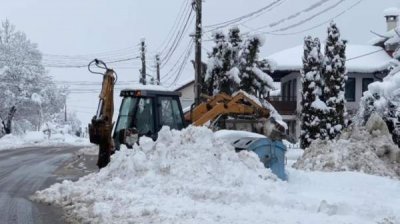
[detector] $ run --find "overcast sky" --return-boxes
[1,0,399,124]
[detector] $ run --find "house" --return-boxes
[266,44,392,139]
[174,79,195,109]
[266,8,400,141]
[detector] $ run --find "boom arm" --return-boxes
[185,91,270,126]
[88,60,116,169]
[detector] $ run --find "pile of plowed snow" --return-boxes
[33,126,400,224]
[294,113,400,178]
[33,126,278,223]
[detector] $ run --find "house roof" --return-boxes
[267,44,392,74]
[173,79,194,91]
[368,29,396,46]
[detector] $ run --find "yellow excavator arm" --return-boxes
[88,59,116,169]
[185,91,270,126]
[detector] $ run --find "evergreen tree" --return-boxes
[300,36,328,149]
[228,27,242,65]
[323,22,347,139]
[238,35,274,97]
[204,31,234,95]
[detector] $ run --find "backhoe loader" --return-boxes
[88,59,286,169]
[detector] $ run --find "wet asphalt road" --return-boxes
[0,146,97,224]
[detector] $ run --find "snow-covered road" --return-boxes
[0,146,95,224]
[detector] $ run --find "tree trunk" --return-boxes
[2,106,17,134]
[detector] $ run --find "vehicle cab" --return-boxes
[113,87,185,149]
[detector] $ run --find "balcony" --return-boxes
[266,96,297,115]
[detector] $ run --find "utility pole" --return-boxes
[140,39,147,85]
[156,54,160,85]
[194,0,202,106]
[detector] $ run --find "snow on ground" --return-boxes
[0,131,92,151]
[33,126,400,224]
[294,114,400,178]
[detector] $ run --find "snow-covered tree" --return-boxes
[238,35,274,97]
[323,22,347,139]
[357,25,400,148]
[0,20,67,135]
[204,28,274,99]
[204,31,235,95]
[228,26,242,65]
[300,36,328,149]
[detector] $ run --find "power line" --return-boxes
[203,0,284,33]
[247,0,363,36]
[160,7,194,68]
[252,0,332,30]
[161,39,193,82]
[156,0,191,54]
[346,48,384,61]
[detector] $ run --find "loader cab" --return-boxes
[113,88,185,149]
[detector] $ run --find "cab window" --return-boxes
[158,97,184,130]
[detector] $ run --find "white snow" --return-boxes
[294,114,400,178]
[251,67,275,89]
[311,97,329,111]
[126,84,172,92]
[227,67,241,84]
[267,44,392,73]
[383,7,400,17]
[0,131,91,151]
[33,126,400,224]
[215,129,266,143]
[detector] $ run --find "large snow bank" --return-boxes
[294,114,400,178]
[33,126,400,224]
[0,131,91,151]
[34,126,278,223]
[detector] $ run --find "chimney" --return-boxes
[384,7,400,31]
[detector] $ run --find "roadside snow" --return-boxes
[34,126,400,224]
[294,114,400,178]
[0,131,92,151]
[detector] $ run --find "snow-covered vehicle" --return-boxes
[88,59,287,176]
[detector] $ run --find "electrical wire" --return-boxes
[203,0,284,33]
[160,8,194,68]
[248,0,363,36]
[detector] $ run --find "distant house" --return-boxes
[266,44,392,140]
[174,79,195,109]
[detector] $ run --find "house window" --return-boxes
[345,78,356,102]
[362,78,374,94]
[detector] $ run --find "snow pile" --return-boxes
[33,126,400,224]
[294,114,400,178]
[0,130,91,151]
[34,126,279,223]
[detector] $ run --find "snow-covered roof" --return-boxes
[267,44,392,74]
[368,29,396,46]
[383,7,400,17]
[125,84,171,91]
[173,79,194,91]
